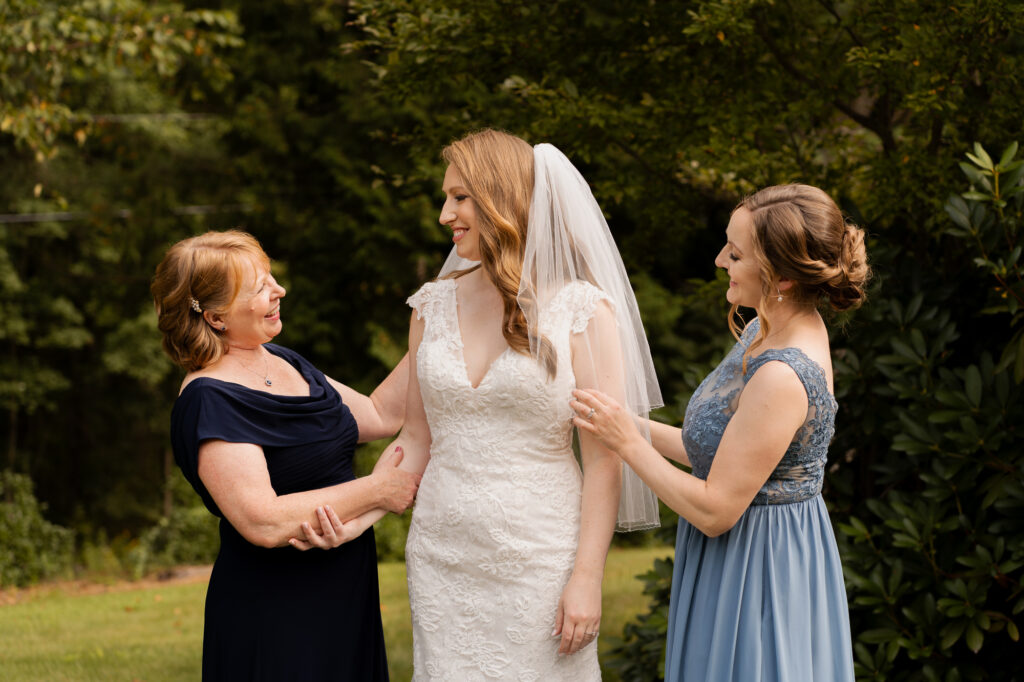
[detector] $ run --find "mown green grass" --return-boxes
[0,546,671,681]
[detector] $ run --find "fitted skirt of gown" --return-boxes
[665,495,854,682]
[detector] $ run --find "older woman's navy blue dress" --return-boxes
[171,344,388,681]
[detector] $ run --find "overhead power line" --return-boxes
[0,204,252,224]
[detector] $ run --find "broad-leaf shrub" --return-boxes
[0,470,73,587]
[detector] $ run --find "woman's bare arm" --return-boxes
[573,361,807,536]
[198,441,418,548]
[326,353,409,443]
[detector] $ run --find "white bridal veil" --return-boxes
[440,143,663,531]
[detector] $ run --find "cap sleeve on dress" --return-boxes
[408,279,459,347]
[407,280,445,320]
[171,380,302,517]
[172,383,251,517]
[565,281,615,335]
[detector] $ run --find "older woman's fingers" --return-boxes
[288,537,313,551]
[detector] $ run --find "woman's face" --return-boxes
[222,263,286,347]
[715,207,764,309]
[439,165,482,261]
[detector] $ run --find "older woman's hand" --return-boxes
[288,505,365,551]
[374,446,421,514]
[570,388,645,457]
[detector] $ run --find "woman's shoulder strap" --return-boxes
[744,347,831,407]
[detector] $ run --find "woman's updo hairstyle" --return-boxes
[729,184,870,354]
[743,183,869,306]
[151,230,270,372]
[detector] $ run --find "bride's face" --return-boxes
[439,165,482,261]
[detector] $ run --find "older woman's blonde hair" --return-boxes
[151,230,270,371]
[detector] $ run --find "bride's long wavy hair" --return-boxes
[441,129,557,377]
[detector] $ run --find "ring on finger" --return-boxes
[586,407,596,420]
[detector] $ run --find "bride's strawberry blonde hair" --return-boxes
[441,129,558,377]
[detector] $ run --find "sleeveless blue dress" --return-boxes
[171,344,388,681]
[665,319,854,681]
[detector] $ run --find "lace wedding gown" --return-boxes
[405,278,607,681]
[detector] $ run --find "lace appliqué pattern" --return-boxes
[405,279,604,681]
[682,318,838,505]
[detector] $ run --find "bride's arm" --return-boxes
[554,300,624,655]
[291,310,433,549]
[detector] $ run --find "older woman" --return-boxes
[151,229,419,681]
[572,184,867,681]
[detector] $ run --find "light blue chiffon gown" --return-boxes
[665,319,855,681]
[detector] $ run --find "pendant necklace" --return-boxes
[234,349,273,386]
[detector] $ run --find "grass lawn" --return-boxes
[0,546,671,681]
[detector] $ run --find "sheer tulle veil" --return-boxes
[439,142,662,531]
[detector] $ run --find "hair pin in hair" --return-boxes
[190,297,202,313]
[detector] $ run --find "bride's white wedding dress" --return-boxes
[405,277,608,681]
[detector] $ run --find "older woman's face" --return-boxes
[714,207,763,309]
[223,263,286,347]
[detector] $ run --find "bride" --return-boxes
[298,129,661,680]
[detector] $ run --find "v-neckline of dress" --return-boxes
[448,279,512,391]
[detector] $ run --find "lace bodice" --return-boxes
[682,318,837,505]
[403,278,608,681]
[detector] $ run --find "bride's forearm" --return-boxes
[573,442,621,581]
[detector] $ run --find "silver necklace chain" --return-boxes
[232,349,272,386]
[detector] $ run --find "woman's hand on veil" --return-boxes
[570,389,645,458]
[553,572,602,655]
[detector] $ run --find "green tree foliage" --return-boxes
[0,1,241,529]
[832,144,1023,681]
[0,470,74,587]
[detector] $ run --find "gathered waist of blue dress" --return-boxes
[750,462,825,505]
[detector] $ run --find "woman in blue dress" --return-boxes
[151,230,421,680]
[571,184,867,681]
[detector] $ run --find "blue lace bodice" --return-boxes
[681,318,838,505]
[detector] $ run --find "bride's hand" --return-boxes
[570,388,644,456]
[552,572,602,655]
[288,505,366,551]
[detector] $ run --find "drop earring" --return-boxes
[776,286,784,303]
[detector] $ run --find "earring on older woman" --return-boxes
[776,286,784,303]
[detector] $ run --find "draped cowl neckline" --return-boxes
[171,343,358,517]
